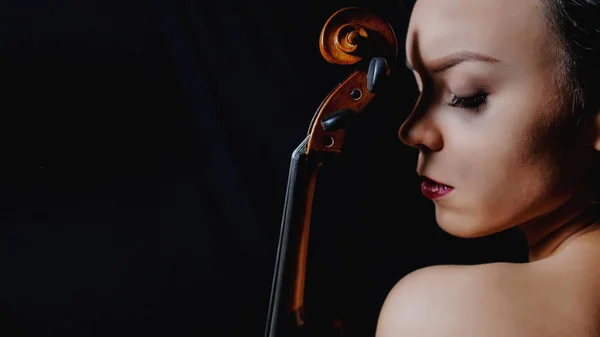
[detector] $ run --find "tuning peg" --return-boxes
[367,57,389,94]
[320,108,356,132]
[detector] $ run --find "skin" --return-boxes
[376,0,600,335]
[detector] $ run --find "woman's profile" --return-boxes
[376,0,600,336]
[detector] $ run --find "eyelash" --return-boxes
[449,93,488,110]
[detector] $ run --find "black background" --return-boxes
[0,1,527,336]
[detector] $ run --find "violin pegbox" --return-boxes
[306,7,399,155]
[319,56,391,133]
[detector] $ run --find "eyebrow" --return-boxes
[406,51,501,73]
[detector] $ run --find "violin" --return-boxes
[264,7,399,337]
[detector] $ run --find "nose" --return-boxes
[398,95,443,152]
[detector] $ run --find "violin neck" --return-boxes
[264,136,318,337]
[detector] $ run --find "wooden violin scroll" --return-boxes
[307,7,398,155]
[319,7,398,65]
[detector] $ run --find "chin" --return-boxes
[434,207,498,239]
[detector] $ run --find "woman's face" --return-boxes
[401,0,598,238]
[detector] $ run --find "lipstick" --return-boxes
[421,177,454,200]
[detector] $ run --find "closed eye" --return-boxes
[449,93,488,110]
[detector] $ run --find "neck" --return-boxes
[519,194,600,262]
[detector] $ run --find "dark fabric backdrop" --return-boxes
[0,1,527,336]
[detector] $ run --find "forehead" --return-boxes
[406,0,549,66]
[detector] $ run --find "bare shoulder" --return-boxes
[375,263,566,337]
[376,231,600,337]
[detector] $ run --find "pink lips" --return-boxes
[420,176,454,200]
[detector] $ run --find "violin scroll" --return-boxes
[308,8,398,155]
[319,7,398,65]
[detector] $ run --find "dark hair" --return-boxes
[539,1,600,193]
[540,0,600,120]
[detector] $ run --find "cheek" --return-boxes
[460,135,548,204]
[454,90,563,189]
[449,117,532,187]
[439,140,554,238]
[445,106,567,228]
[432,75,583,236]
